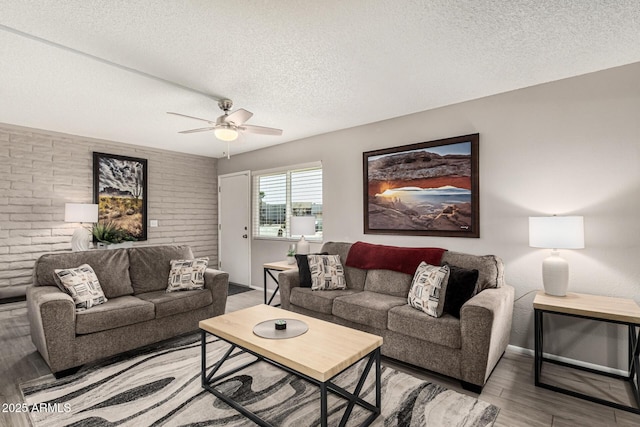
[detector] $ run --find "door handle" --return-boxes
[242,234,248,238]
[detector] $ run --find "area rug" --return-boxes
[20,333,499,426]
[228,283,253,296]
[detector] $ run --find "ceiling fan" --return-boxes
[167,99,283,143]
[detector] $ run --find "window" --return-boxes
[253,163,322,240]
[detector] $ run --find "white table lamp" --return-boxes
[529,216,584,296]
[290,216,316,255]
[65,203,99,251]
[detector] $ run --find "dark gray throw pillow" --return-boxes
[443,262,479,318]
[295,252,328,287]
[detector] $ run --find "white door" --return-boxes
[218,171,251,286]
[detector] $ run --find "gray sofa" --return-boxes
[27,245,229,376]
[279,242,514,392]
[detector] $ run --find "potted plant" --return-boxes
[92,221,136,249]
[286,247,296,264]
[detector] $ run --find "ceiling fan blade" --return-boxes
[239,124,283,136]
[225,108,253,125]
[167,112,215,124]
[179,127,217,134]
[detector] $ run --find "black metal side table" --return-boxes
[533,291,640,414]
[263,260,297,307]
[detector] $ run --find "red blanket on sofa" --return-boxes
[344,241,446,275]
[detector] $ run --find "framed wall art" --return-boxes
[93,152,148,241]
[363,133,479,238]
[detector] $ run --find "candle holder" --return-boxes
[275,319,287,330]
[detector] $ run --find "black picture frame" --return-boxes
[93,152,148,241]
[363,133,479,238]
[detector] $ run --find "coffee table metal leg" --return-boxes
[202,333,381,426]
[320,382,328,427]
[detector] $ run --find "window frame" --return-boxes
[252,161,323,242]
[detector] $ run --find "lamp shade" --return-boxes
[290,216,316,236]
[529,216,584,249]
[65,203,99,223]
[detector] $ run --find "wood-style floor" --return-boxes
[2,289,639,426]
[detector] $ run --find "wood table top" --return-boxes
[199,304,383,382]
[533,291,640,324]
[263,260,298,271]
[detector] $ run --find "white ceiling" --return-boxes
[1,1,639,159]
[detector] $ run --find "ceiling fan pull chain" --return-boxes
[227,141,230,159]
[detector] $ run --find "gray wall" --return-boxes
[0,123,219,299]
[218,62,640,369]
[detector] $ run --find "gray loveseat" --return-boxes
[279,242,514,392]
[27,245,229,376]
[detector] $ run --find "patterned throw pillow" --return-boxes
[167,258,209,292]
[54,264,108,311]
[307,254,347,290]
[407,262,450,318]
[295,252,329,288]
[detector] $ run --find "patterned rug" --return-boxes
[20,333,499,426]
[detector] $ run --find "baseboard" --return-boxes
[507,344,628,377]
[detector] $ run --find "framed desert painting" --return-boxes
[363,133,479,237]
[93,152,148,241]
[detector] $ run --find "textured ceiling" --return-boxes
[1,1,639,158]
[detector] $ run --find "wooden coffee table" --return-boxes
[199,304,383,427]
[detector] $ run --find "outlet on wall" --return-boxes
[150,220,158,227]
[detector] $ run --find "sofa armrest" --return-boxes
[204,268,229,316]
[459,284,514,387]
[26,285,76,373]
[278,269,300,310]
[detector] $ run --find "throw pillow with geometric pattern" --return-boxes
[307,254,347,290]
[407,262,450,318]
[167,258,209,292]
[54,264,108,311]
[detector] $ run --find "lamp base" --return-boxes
[542,250,569,296]
[296,236,310,255]
[71,227,91,252]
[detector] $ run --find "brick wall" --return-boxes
[0,123,218,299]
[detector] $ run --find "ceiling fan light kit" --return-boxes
[214,124,238,141]
[168,99,282,156]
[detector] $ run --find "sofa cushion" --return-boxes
[441,251,504,291]
[443,263,479,318]
[137,289,213,319]
[407,262,450,318]
[308,255,347,290]
[388,305,462,349]
[290,288,358,315]
[320,242,367,290]
[128,245,194,294]
[166,258,209,292]
[54,264,108,310]
[332,291,406,330]
[364,269,413,298]
[34,249,133,298]
[75,296,155,335]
